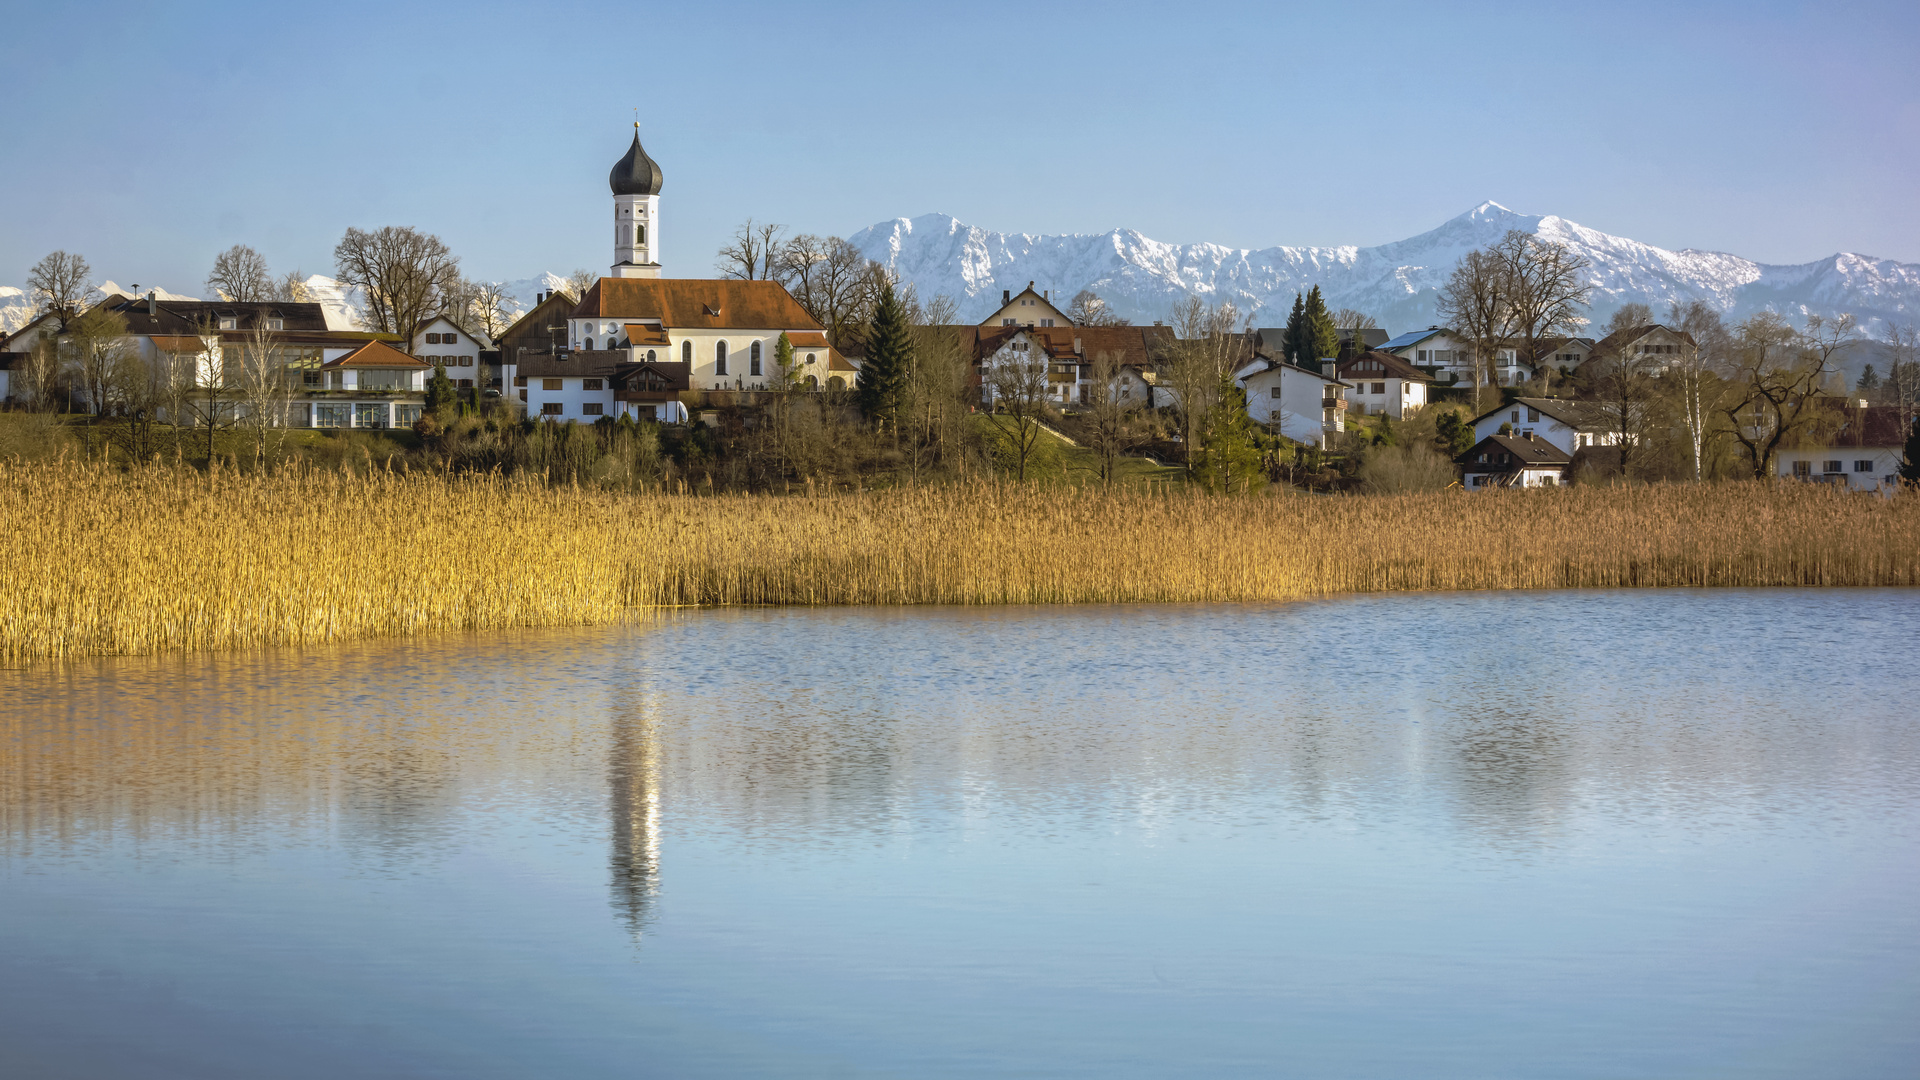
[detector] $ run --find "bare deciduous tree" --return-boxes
[1664,299,1732,481]
[206,245,274,302]
[982,333,1053,481]
[780,235,883,353]
[1720,311,1825,479]
[1081,349,1148,484]
[1160,296,1242,476]
[1435,249,1514,412]
[1587,307,1661,477]
[715,218,787,280]
[233,318,289,459]
[901,293,978,481]
[273,270,311,303]
[66,303,134,419]
[563,269,597,302]
[1801,311,1858,393]
[1882,321,1920,428]
[27,250,94,330]
[333,226,462,337]
[1067,289,1130,327]
[1494,231,1591,389]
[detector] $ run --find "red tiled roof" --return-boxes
[574,278,823,331]
[322,340,431,369]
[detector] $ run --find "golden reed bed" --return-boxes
[2,460,1915,662]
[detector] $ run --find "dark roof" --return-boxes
[1380,327,1454,351]
[1469,396,1604,430]
[963,324,1173,369]
[517,349,625,379]
[1810,402,1911,449]
[573,278,822,331]
[101,296,333,336]
[1524,336,1596,363]
[1588,324,1698,358]
[1337,350,1435,382]
[1456,434,1573,470]
[609,126,664,196]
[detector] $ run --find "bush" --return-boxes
[1358,443,1458,494]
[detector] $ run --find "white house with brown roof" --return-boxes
[1470,397,1617,455]
[1236,358,1348,448]
[1456,433,1572,488]
[1336,350,1434,418]
[410,315,489,391]
[302,340,432,429]
[1775,403,1909,495]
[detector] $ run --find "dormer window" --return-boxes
[218,316,237,330]
[267,318,283,331]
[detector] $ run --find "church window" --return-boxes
[637,225,646,245]
[715,340,728,376]
[646,349,656,362]
[749,340,762,376]
[805,353,816,365]
[682,340,692,364]
[584,338,594,350]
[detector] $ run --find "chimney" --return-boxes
[1043,289,1049,301]
[1003,289,1010,305]
[1320,360,1336,378]
[146,291,157,315]
[1074,336,1082,355]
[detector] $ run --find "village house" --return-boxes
[1580,324,1697,377]
[1469,396,1617,455]
[1774,403,1908,495]
[1235,355,1348,448]
[1335,349,1433,418]
[971,323,1170,409]
[983,284,1072,328]
[409,314,491,392]
[1380,326,1538,387]
[1456,433,1572,489]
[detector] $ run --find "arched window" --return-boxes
[806,375,818,390]
[749,340,762,376]
[646,349,656,362]
[714,340,728,376]
[681,340,692,364]
[584,338,594,351]
[636,225,646,245]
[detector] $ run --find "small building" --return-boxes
[981,283,1072,328]
[1469,396,1616,455]
[1236,357,1348,449]
[409,315,490,391]
[1581,324,1698,377]
[1456,433,1571,489]
[1250,326,1389,363]
[299,340,431,429]
[1776,403,1909,495]
[1336,349,1434,418]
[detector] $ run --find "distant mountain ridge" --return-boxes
[847,202,1920,336]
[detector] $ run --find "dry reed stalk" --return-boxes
[2,459,1915,662]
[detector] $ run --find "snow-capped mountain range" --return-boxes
[7,204,1914,352]
[848,202,1920,337]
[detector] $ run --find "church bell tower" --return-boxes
[610,124,664,279]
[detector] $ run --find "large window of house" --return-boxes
[749,340,762,376]
[1792,461,1812,477]
[542,402,563,415]
[393,404,423,426]
[1527,408,1540,422]
[315,404,351,429]
[1855,460,1874,472]
[1822,460,1843,473]
[582,379,603,390]
[358,369,409,391]
[543,378,562,390]
[354,404,386,429]
[715,341,728,376]
[582,403,604,416]
[1372,382,1385,394]
[514,375,527,387]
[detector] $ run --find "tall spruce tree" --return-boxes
[858,281,913,429]
[425,363,457,419]
[1900,417,1920,485]
[1281,292,1309,367]
[1302,285,1341,368]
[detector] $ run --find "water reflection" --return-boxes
[1,592,1916,1078]
[607,693,662,938]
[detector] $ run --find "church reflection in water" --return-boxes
[606,694,663,939]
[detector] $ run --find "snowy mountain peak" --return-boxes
[849,205,1920,337]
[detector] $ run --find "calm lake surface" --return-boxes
[2,590,1916,1079]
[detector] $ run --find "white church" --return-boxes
[507,126,851,423]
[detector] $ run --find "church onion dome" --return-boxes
[610,125,664,196]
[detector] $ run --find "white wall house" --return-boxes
[410,315,490,391]
[297,340,431,429]
[1236,359,1347,448]
[1775,404,1908,495]
[1470,397,1617,456]
[1336,350,1433,419]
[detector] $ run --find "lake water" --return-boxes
[2,590,1916,1079]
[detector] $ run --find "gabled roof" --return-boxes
[415,313,489,345]
[1241,358,1345,385]
[499,291,577,345]
[1456,434,1573,469]
[573,278,823,331]
[1337,350,1435,383]
[1589,323,1698,357]
[322,340,430,369]
[623,323,672,347]
[1380,327,1456,352]
[1803,402,1911,449]
[1468,396,1604,430]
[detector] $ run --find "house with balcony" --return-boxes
[1336,350,1434,418]
[1456,433,1572,489]
[298,340,431,429]
[1235,357,1348,449]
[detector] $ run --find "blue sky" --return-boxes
[4,0,1916,294]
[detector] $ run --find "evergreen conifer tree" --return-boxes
[858,281,913,429]
[1281,293,1308,367]
[425,363,456,419]
[1303,285,1341,367]
[774,332,796,390]
[1197,372,1264,493]
[1900,417,1920,485]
